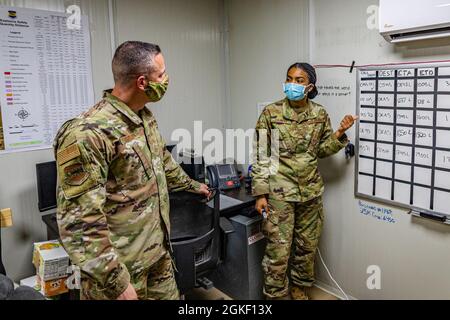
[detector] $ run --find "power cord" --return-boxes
[317,248,349,300]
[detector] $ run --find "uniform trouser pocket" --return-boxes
[146,251,179,300]
[129,251,180,300]
[262,198,296,298]
[291,196,324,287]
[130,268,149,299]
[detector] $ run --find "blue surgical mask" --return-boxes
[283,82,307,101]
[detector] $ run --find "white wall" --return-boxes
[228,0,310,132]
[0,0,114,282]
[114,0,227,141]
[311,0,450,299]
[226,0,309,172]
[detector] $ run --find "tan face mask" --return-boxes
[145,74,169,102]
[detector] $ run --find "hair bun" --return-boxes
[308,86,318,99]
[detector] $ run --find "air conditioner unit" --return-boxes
[379,0,450,43]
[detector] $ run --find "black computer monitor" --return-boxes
[36,161,57,212]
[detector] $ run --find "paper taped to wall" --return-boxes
[0,5,94,154]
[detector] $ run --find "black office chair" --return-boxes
[170,168,235,294]
[169,190,220,293]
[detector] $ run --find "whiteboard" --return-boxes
[355,63,450,220]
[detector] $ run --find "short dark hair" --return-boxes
[112,41,161,85]
[287,62,319,99]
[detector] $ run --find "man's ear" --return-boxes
[136,75,147,91]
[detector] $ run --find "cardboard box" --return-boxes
[36,275,68,297]
[20,275,69,298]
[0,208,13,228]
[32,240,69,281]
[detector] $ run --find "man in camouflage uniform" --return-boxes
[252,63,357,300]
[54,41,210,300]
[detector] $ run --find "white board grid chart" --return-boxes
[356,63,450,218]
[0,5,94,154]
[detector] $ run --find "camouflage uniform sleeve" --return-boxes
[55,128,130,300]
[317,112,349,159]
[160,134,202,193]
[251,110,272,197]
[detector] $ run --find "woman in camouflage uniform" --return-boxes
[252,63,357,300]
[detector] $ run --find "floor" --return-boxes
[185,286,339,300]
